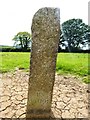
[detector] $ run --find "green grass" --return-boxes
[0,52,30,72]
[56,53,88,76]
[56,53,89,83]
[0,52,89,83]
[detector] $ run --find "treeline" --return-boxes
[58,47,90,53]
[1,47,90,53]
[0,47,30,52]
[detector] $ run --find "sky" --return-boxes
[0,0,89,46]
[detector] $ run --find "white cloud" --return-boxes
[0,0,89,45]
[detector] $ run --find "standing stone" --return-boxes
[26,7,60,119]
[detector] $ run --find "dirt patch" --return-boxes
[0,70,89,118]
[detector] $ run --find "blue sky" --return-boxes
[0,0,89,46]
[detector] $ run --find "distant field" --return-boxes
[0,52,89,83]
[0,45,13,49]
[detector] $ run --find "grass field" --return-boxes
[0,52,89,83]
[1,52,30,72]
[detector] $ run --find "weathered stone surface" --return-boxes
[26,7,60,118]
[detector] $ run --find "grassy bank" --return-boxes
[0,52,89,83]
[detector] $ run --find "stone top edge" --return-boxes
[33,7,60,17]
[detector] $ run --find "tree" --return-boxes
[60,19,90,52]
[13,32,31,50]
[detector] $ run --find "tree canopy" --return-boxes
[13,32,31,50]
[59,19,90,52]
